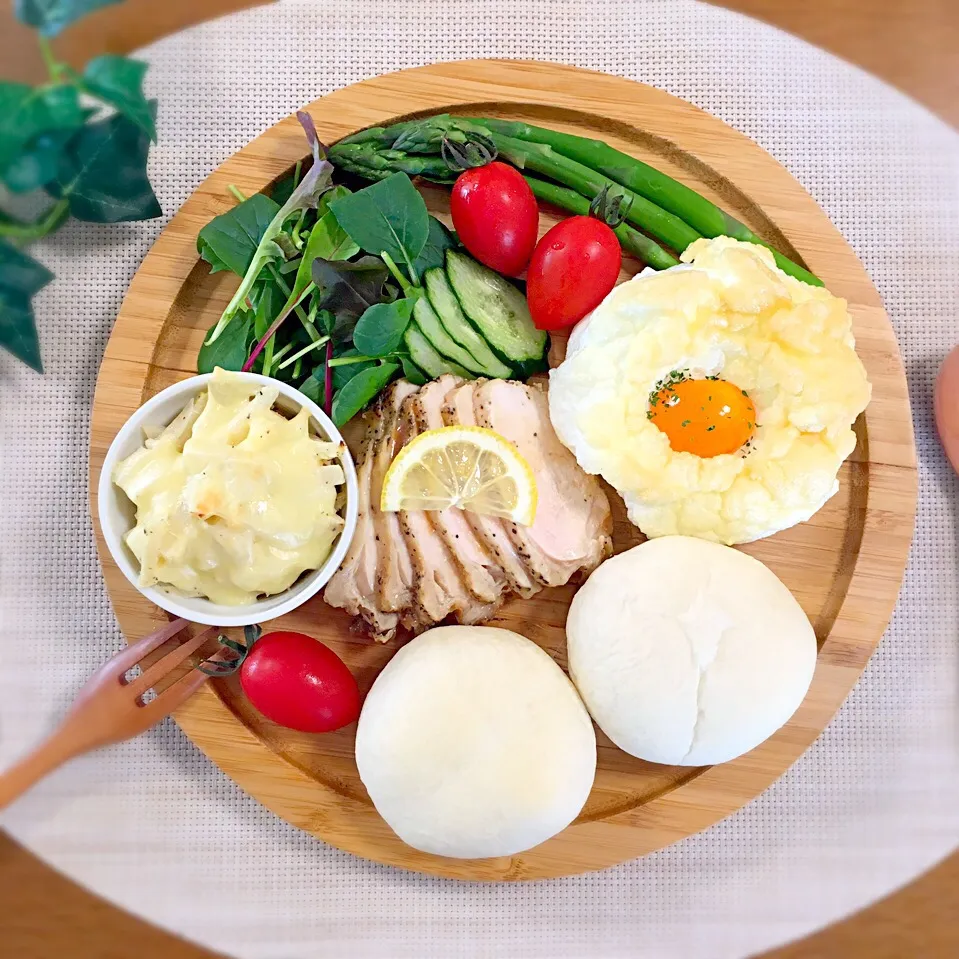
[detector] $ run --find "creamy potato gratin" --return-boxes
[114,368,346,605]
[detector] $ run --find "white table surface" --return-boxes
[2,2,958,957]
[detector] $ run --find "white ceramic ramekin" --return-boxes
[97,371,358,627]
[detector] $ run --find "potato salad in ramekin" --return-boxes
[548,237,871,545]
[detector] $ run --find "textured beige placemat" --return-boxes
[2,2,958,957]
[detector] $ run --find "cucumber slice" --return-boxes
[403,322,472,380]
[445,250,547,364]
[412,295,489,376]
[424,268,514,379]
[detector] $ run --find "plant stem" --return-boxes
[266,265,312,328]
[328,354,375,368]
[271,341,293,364]
[381,251,413,292]
[262,335,276,376]
[37,36,63,81]
[524,176,678,270]
[323,340,333,415]
[277,336,330,371]
[227,184,246,203]
[0,199,69,242]
[242,281,314,373]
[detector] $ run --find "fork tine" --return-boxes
[141,661,214,719]
[128,626,219,697]
[109,618,192,677]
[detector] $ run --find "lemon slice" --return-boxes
[381,426,537,526]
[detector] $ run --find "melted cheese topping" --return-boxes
[548,237,871,545]
[114,368,346,605]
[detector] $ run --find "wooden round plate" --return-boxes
[89,60,916,880]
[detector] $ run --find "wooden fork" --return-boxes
[0,618,221,809]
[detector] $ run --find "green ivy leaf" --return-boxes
[14,0,123,37]
[82,55,157,142]
[0,240,53,372]
[2,127,79,193]
[0,82,86,172]
[197,193,281,276]
[48,108,162,223]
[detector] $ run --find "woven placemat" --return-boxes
[2,2,957,957]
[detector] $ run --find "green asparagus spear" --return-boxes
[487,130,702,254]
[524,176,679,270]
[338,117,702,254]
[471,117,823,287]
[327,141,456,182]
[332,115,822,286]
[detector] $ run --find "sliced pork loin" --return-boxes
[413,376,506,605]
[441,380,540,599]
[395,388,499,629]
[325,376,612,640]
[371,381,420,616]
[472,378,613,585]
[323,392,399,639]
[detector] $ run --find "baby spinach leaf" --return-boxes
[329,172,429,281]
[197,193,281,276]
[48,108,161,222]
[271,173,296,207]
[309,209,361,263]
[205,112,333,345]
[197,312,253,374]
[331,361,399,426]
[251,279,284,341]
[0,82,86,172]
[14,0,122,36]
[298,372,323,405]
[319,183,351,211]
[0,240,52,372]
[312,255,392,341]
[82,55,157,142]
[278,209,360,320]
[352,297,414,358]
[412,216,454,276]
[330,348,376,391]
[399,354,428,385]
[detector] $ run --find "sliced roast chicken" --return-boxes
[324,377,612,641]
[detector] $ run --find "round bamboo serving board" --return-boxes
[89,60,916,881]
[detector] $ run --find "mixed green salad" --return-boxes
[197,113,547,426]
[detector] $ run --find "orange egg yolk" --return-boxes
[649,377,756,457]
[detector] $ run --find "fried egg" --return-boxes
[548,237,871,544]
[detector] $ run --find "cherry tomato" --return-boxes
[526,216,621,330]
[450,162,538,276]
[239,631,360,733]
